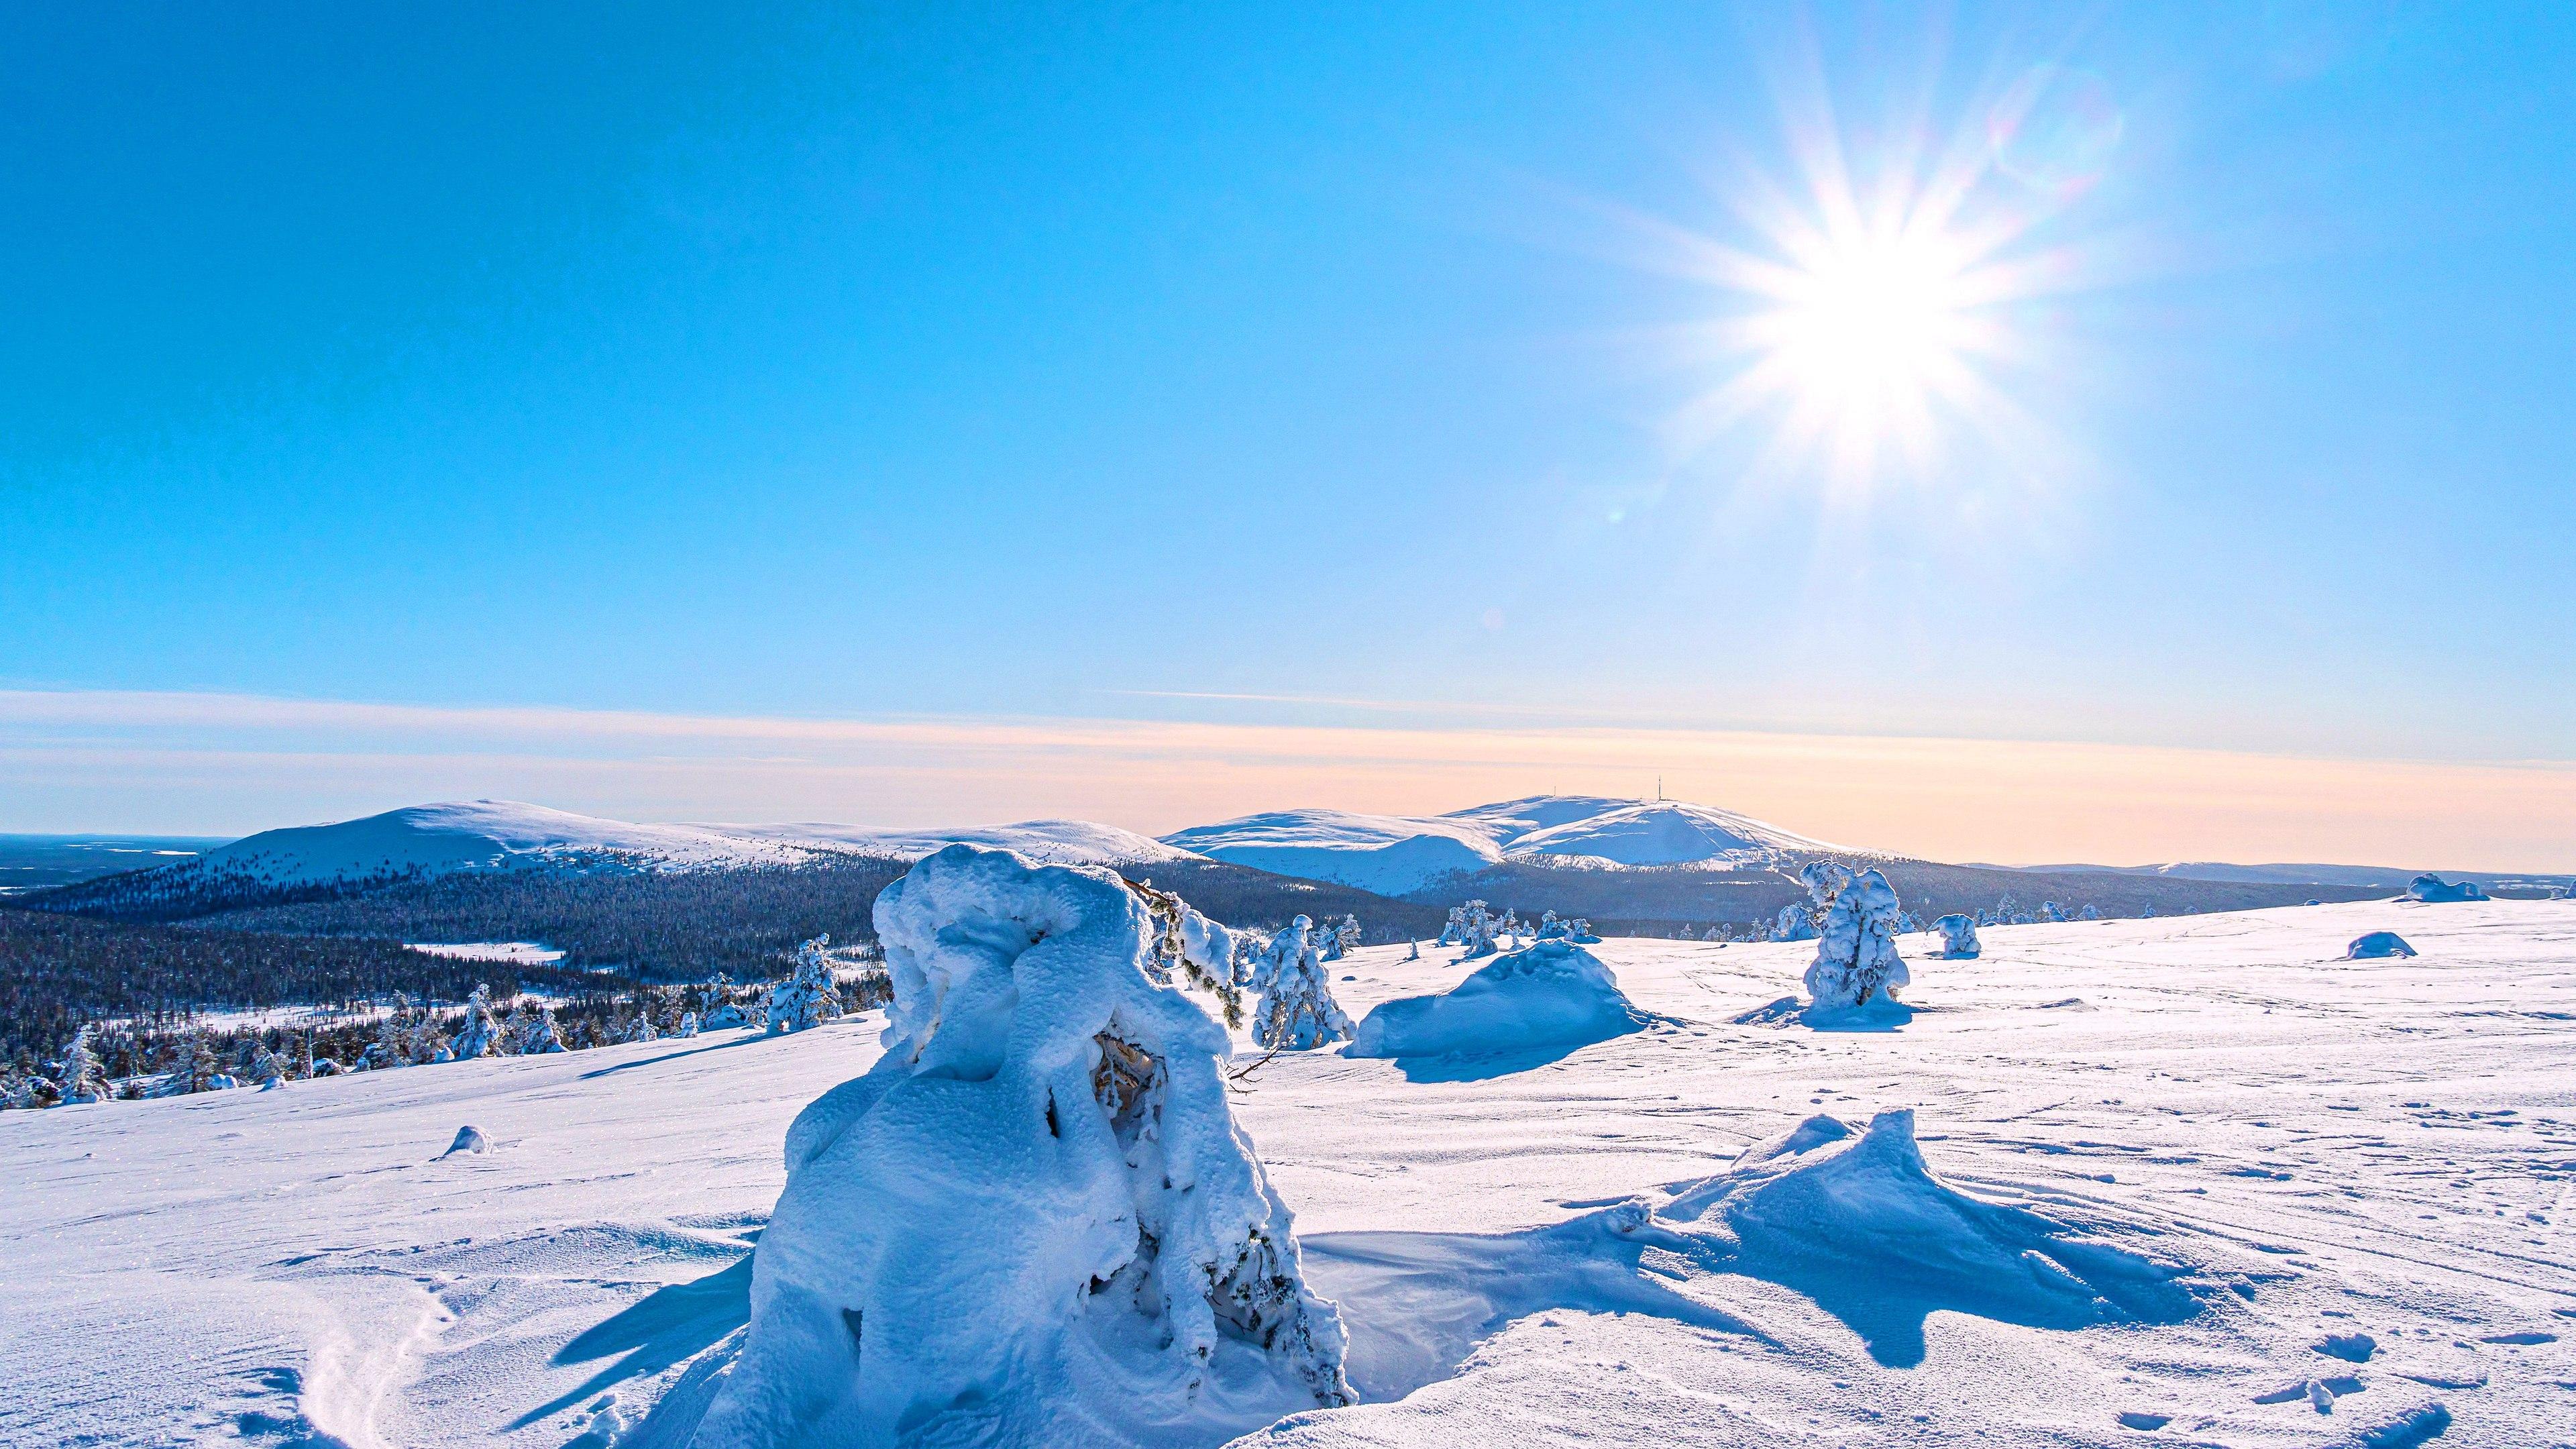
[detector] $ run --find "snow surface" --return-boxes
[1163,796,1845,894]
[7,900,2575,1447]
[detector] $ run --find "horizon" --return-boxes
[5,5,2572,871]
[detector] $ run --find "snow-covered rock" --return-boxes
[1346,940,1654,1065]
[690,845,1350,1448]
[2347,930,2418,959]
[2403,873,2489,904]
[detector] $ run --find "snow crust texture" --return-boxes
[687,845,1351,1448]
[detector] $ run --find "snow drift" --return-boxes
[688,844,1350,1449]
[1346,940,1655,1068]
[1657,1110,2198,1366]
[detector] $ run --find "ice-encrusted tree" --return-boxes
[674,1010,701,1038]
[514,1004,568,1055]
[1437,906,1466,947]
[1773,901,1819,943]
[249,1040,288,1089]
[1800,861,1911,1010]
[451,984,502,1061]
[58,1026,111,1105]
[627,1010,659,1044]
[767,934,844,1035]
[1246,914,1354,1050]
[1932,913,1982,959]
[1334,913,1363,958]
[1128,876,1242,1026]
[1456,900,1500,959]
[164,1029,229,1095]
[2038,902,2068,924]
[2078,903,2102,921]
[689,844,1352,1448]
[1405,938,1421,961]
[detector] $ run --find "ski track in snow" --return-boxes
[4,900,2574,1446]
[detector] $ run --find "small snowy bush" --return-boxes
[1246,915,1355,1050]
[1932,913,1981,959]
[1800,861,1910,1011]
[690,844,1352,1448]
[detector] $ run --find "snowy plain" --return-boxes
[5,899,2571,1448]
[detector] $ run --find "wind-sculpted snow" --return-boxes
[2347,930,2418,959]
[684,845,1350,1448]
[1346,940,1656,1079]
[8,900,2572,1448]
[2403,873,2489,904]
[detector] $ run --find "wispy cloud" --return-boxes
[1,688,2569,869]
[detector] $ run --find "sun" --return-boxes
[1648,66,2112,497]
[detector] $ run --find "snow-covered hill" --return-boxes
[1163,795,1852,892]
[9,899,2571,1446]
[1159,808,1507,893]
[186,800,839,884]
[708,818,1200,868]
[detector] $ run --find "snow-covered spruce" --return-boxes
[451,983,503,1060]
[1931,913,1981,959]
[1800,861,1911,1011]
[58,1026,113,1105]
[1454,900,1500,959]
[765,934,843,1034]
[514,1004,568,1056]
[688,844,1352,1448]
[1244,915,1354,1051]
[1126,875,1241,1026]
[1772,900,1819,943]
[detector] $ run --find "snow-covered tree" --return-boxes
[1437,906,1466,947]
[2038,902,2068,924]
[451,984,502,1060]
[2078,903,2102,921]
[1130,876,1242,1026]
[162,1029,231,1095]
[1800,861,1910,1011]
[700,971,751,1030]
[692,845,1352,1446]
[1703,923,1724,941]
[1566,917,1600,944]
[1455,900,1500,959]
[674,1010,701,1038]
[627,1010,659,1044]
[1773,900,1819,943]
[1245,915,1354,1050]
[1334,914,1363,959]
[766,934,845,1035]
[1932,913,1981,959]
[249,1040,288,1089]
[1405,938,1421,961]
[364,1013,407,1071]
[514,1004,568,1056]
[58,1025,112,1104]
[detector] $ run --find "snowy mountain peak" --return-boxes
[190,800,833,885]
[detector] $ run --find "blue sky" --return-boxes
[3,3,2571,861]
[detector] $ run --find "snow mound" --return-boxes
[1346,940,1656,1067]
[1500,800,1838,867]
[2347,930,2418,959]
[714,818,1198,867]
[1159,808,1503,894]
[441,1125,490,1157]
[179,800,830,890]
[2403,873,2489,904]
[1658,1110,2199,1366]
[1931,913,1981,959]
[689,844,1350,1448]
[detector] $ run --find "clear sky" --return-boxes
[3,3,2572,865]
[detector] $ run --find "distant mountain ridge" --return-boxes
[1159,794,1851,894]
